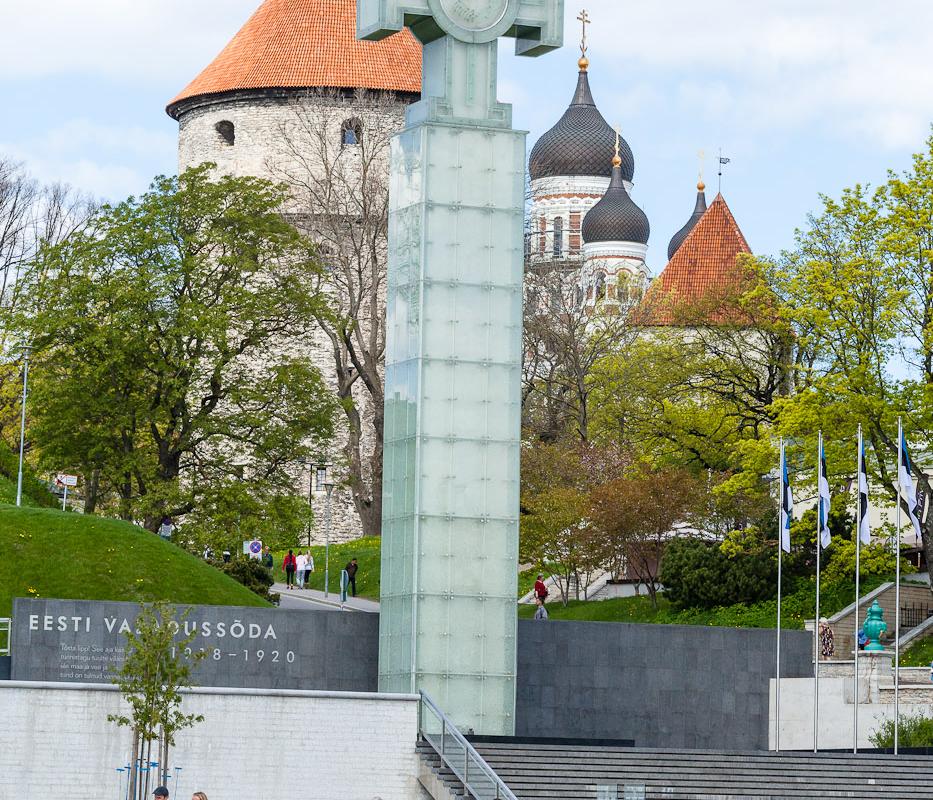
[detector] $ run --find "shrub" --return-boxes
[660,538,775,609]
[221,558,279,604]
[870,712,933,749]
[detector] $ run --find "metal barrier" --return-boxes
[419,690,517,800]
[0,618,10,656]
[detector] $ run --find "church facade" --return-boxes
[168,0,753,541]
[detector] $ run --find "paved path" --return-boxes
[272,583,379,613]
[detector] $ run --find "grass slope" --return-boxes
[0,504,270,617]
[903,636,933,667]
[273,537,382,598]
[518,575,893,629]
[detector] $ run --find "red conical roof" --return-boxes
[639,194,753,326]
[167,0,422,117]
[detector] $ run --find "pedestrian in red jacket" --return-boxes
[283,550,297,589]
[534,574,548,601]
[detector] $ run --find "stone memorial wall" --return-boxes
[11,598,378,691]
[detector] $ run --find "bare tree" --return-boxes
[270,90,406,537]
[523,251,641,442]
[0,159,96,443]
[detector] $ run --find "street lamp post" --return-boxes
[323,481,334,598]
[15,346,31,508]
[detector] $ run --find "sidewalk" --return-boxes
[272,582,379,613]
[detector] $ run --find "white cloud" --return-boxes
[0,0,258,85]
[566,0,933,150]
[0,118,173,199]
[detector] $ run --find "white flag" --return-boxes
[818,440,831,549]
[858,441,871,545]
[899,430,922,542]
[781,446,793,553]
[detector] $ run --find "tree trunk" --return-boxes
[83,466,100,514]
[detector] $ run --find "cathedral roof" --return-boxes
[167,0,422,118]
[528,69,634,183]
[639,194,752,326]
[667,182,708,260]
[581,160,649,245]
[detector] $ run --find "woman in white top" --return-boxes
[295,552,308,589]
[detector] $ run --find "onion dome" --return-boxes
[581,153,650,245]
[528,69,634,182]
[167,0,422,118]
[667,181,708,260]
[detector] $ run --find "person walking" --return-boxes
[283,549,297,590]
[533,573,549,602]
[296,551,308,589]
[534,597,549,621]
[192,793,208,800]
[262,545,273,571]
[345,557,358,597]
[153,788,169,798]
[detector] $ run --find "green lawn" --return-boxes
[272,537,383,599]
[0,503,270,617]
[519,574,893,629]
[902,635,933,667]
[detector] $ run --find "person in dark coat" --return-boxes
[283,549,297,589]
[345,557,358,597]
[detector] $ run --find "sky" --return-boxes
[3,0,933,275]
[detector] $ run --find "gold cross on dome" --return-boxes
[577,9,591,57]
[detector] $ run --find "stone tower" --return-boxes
[166,0,422,542]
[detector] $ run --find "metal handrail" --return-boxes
[419,690,517,800]
[0,618,10,656]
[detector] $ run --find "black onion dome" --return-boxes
[529,71,634,182]
[581,163,650,245]
[667,185,708,259]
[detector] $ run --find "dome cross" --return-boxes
[577,8,591,70]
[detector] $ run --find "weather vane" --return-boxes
[613,124,622,166]
[577,9,591,68]
[698,149,706,189]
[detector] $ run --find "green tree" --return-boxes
[13,166,337,536]
[776,133,933,585]
[590,467,701,609]
[108,602,205,800]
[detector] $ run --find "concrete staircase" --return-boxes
[828,582,932,656]
[456,742,933,800]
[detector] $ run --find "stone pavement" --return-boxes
[272,582,379,613]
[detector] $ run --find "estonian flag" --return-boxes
[781,447,793,553]
[899,430,922,542]
[818,441,831,549]
[858,441,871,545]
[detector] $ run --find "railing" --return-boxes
[900,603,933,631]
[0,618,10,656]
[419,691,517,800]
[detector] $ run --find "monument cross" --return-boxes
[357,0,563,734]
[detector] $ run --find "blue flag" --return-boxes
[818,440,831,549]
[781,446,793,553]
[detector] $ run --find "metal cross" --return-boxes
[358,0,564,124]
[577,8,591,58]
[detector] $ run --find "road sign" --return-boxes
[248,540,263,559]
[55,474,78,487]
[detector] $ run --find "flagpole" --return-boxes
[854,424,862,754]
[776,437,783,752]
[814,430,822,753]
[895,418,902,754]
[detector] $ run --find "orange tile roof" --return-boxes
[167,0,422,116]
[638,193,753,326]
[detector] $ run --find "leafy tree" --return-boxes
[773,134,933,585]
[520,440,612,604]
[221,557,279,604]
[108,602,205,800]
[590,467,701,608]
[12,166,337,533]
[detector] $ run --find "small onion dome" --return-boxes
[581,161,650,245]
[528,70,634,182]
[667,181,708,260]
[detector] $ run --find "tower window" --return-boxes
[341,118,363,146]
[215,120,235,146]
[553,217,563,258]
